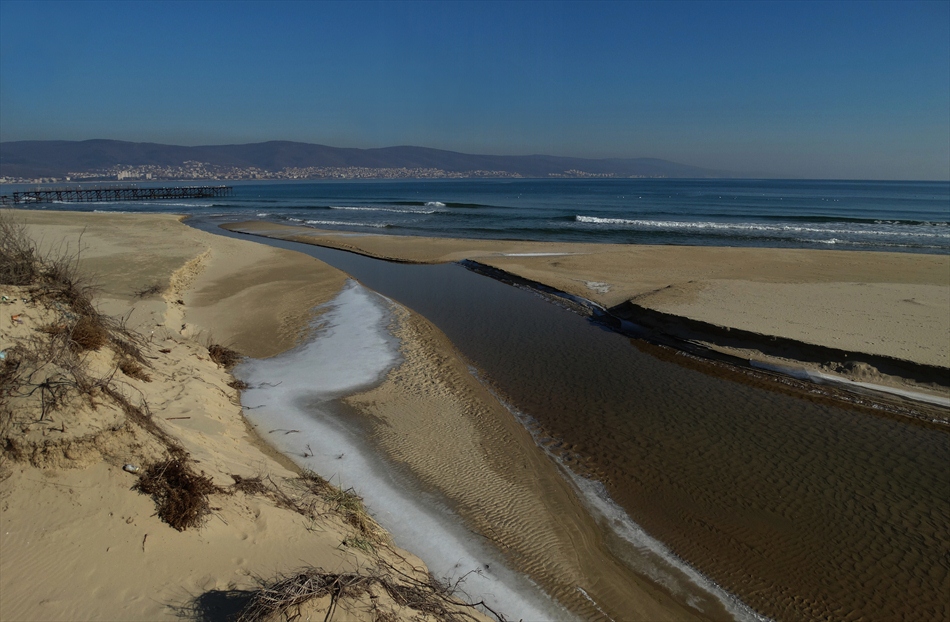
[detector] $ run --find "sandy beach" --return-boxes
[224,221,950,398]
[3,209,948,622]
[0,210,499,621]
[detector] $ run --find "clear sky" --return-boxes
[1,0,948,180]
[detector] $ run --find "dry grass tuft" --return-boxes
[231,474,268,496]
[135,459,219,531]
[322,486,378,541]
[208,343,242,369]
[69,315,109,351]
[0,214,41,285]
[133,282,164,298]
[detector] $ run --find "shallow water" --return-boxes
[197,220,950,621]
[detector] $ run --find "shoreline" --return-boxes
[222,220,950,414]
[4,209,948,621]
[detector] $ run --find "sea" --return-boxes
[6,178,949,253]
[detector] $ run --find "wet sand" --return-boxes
[345,306,722,621]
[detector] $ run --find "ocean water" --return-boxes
[7,178,949,253]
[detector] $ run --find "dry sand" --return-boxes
[226,221,950,395]
[0,210,491,622]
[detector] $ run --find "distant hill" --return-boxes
[0,139,730,179]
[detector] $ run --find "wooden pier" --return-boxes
[0,185,232,206]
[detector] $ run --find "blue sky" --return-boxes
[1,1,948,179]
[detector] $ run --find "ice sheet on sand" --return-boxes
[236,280,566,621]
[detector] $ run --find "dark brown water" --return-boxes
[198,220,950,621]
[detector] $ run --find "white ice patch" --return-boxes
[236,281,566,621]
[750,360,950,408]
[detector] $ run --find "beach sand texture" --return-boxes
[0,210,494,622]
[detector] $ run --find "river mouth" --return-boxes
[191,218,950,622]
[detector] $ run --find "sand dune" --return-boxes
[0,210,493,622]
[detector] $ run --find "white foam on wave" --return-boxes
[330,205,437,215]
[149,201,217,208]
[236,281,566,621]
[575,216,950,240]
[304,219,390,229]
[425,201,446,207]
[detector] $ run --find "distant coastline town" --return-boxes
[0,161,632,185]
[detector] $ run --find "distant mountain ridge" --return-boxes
[0,139,730,179]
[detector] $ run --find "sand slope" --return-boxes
[0,210,489,622]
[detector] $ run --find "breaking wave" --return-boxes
[574,215,950,241]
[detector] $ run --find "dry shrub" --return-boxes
[0,212,41,285]
[208,343,242,369]
[70,315,109,351]
[0,213,152,436]
[236,565,502,622]
[134,459,219,531]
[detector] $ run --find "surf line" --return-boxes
[235,279,566,622]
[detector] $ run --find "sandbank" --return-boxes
[224,221,950,400]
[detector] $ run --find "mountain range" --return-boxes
[0,139,730,179]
